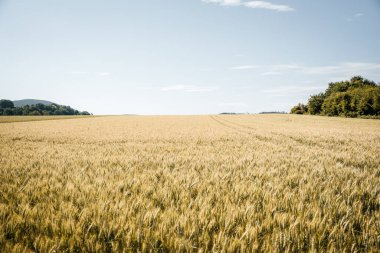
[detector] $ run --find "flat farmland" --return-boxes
[0,115,379,252]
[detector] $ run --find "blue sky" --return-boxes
[1,0,379,115]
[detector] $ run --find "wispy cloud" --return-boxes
[347,13,364,22]
[231,65,259,70]
[234,53,245,57]
[301,62,380,75]
[202,0,294,12]
[231,62,380,76]
[261,86,325,94]
[70,71,90,75]
[69,71,111,76]
[218,102,248,107]
[261,71,282,76]
[243,1,294,12]
[202,0,241,6]
[161,85,218,92]
[97,72,111,76]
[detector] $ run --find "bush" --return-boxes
[290,103,308,114]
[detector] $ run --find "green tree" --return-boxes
[292,76,380,118]
[307,93,325,115]
[290,103,308,114]
[0,99,14,109]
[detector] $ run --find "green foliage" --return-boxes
[0,99,14,109]
[326,86,380,116]
[291,76,380,118]
[324,76,377,97]
[290,103,308,114]
[307,93,325,115]
[0,101,91,116]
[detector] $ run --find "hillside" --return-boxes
[13,99,54,107]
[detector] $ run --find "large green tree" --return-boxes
[291,76,380,118]
[307,93,325,115]
[0,99,14,109]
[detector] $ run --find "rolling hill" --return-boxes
[13,99,54,107]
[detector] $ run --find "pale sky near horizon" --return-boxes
[1,0,380,115]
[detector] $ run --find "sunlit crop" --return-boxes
[0,115,93,123]
[0,115,379,252]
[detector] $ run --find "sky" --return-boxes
[1,0,380,115]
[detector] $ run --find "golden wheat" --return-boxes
[0,115,379,252]
[0,115,94,123]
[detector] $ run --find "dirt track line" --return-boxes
[213,115,330,150]
[209,116,275,144]
[209,115,251,135]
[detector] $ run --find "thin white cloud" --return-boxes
[202,0,241,6]
[261,86,325,94]
[161,85,218,92]
[231,62,380,76]
[244,1,294,12]
[347,13,364,22]
[202,0,294,12]
[70,71,89,75]
[261,71,282,76]
[98,72,111,76]
[231,65,259,70]
[218,102,248,107]
[272,64,303,70]
[234,53,245,57]
[69,71,111,76]
[302,62,380,75]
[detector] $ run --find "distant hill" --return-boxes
[13,99,54,107]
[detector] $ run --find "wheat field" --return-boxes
[0,115,379,252]
[0,115,94,123]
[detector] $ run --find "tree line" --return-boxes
[0,100,91,116]
[291,76,380,118]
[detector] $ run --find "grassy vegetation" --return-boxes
[0,115,379,252]
[0,115,94,123]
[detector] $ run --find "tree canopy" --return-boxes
[291,76,380,118]
[0,100,91,116]
[0,99,15,109]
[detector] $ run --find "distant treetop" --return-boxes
[0,99,15,109]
